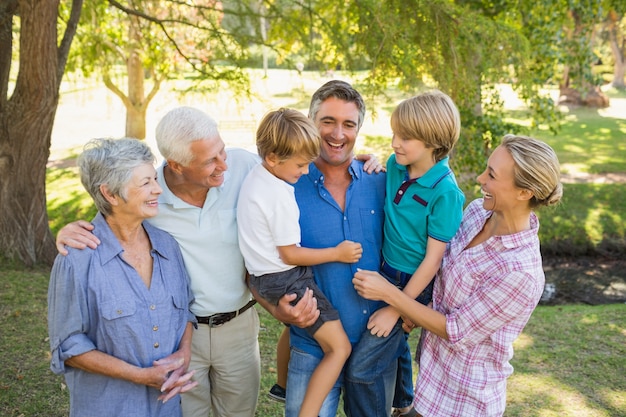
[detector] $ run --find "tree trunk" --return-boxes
[607,10,625,89]
[0,0,60,266]
[126,15,146,139]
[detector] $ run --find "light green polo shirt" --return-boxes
[150,148,260,316]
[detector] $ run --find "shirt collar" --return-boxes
[92,212,168,265]
[499,211,540,249]
[306,158,362,183]
[395,156,452,188]
[476,202,541,249]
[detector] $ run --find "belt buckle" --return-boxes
[208,312,231,327]
[208,314,222,327]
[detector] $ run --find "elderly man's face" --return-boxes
[179,137,228,190]
[313,97,360,167]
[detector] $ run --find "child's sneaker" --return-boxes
[268,384,286,403]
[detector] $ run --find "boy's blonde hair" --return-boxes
[256,108,321,161]
[390,90,461,162]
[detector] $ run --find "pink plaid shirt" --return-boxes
[414,199,545,416]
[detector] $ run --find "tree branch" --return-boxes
[57,0,84,89]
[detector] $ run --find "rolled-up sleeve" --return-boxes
[47,254,96,374]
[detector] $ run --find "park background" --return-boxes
[2,1,626,416]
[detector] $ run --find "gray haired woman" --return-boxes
[48,138,197,417]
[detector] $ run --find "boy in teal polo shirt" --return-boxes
[346,90,464,417]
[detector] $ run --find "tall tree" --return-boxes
[518,0,609,106]
[0,0,82,266]
[70,0,252,139]
[604,4,625,89]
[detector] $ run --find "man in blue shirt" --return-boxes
[254,81,390,417]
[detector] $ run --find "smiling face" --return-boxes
[178,137,228,189]
[265,154,312,184]
[391,133,435,178]
[476,145,522,212]
[313,96,360,167]
[115,163,162,220]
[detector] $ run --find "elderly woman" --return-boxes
[48,138,197,417]
[353,134,563,417]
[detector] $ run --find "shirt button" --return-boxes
[153,325,159,331]
[116,310,123,315]
[362,310,367,314]
[398,190,404,195]
[154,342,159,348]
[150,304,156,310]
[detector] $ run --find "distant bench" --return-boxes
[219,119,257,131]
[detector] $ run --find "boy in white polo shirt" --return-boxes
[237,108,361,417]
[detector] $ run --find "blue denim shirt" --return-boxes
[292,160,386,358]
[48,212,195,417]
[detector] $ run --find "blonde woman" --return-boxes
[353,134,563,417]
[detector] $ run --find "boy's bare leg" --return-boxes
[277,326,290,388]
[298,320,351,417]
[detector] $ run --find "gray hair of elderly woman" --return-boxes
[78,138,156,217]
[500,134,563,209]
[155,106,220,166]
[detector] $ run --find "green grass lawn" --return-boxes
[533,107,626,175]
[1,263,624,416]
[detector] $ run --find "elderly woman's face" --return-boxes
[476,145,519,212]
[117,163,162,219]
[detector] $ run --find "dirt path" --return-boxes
[560,172,626,184]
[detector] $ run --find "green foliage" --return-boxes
[67,0,258,96]
[452,86,525,189]
[517,0,606,90]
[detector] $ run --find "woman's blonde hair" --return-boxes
[501,134,563,208]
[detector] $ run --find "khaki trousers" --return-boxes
[182,307,260,417]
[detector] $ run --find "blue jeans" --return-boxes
[285,348,344,417]
[343,319,406,417]
[380,262,434,410]
[393,331,414,408]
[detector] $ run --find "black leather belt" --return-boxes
[195,300,257,327]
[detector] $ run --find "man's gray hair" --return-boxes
[155,106,220,166]
[308,80,366,130]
